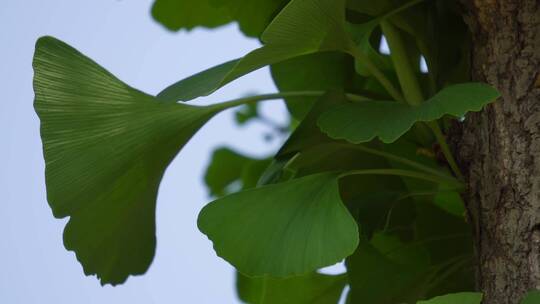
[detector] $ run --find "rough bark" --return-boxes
[454,1,540,303]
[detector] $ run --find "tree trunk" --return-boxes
[455,1,540,303]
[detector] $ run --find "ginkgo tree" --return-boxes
[32,0,540,303]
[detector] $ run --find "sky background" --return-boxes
[0,1,293,303]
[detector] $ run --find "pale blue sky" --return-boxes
[0,1,290,303]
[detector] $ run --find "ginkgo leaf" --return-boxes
[151,0,232,32]
[259,0,349,48]
[151,0,288,38]
[33,36,230,285]
[417,292,483,304]
[157,0,351,102]
[318,83,499,144]
[197,172,358,277]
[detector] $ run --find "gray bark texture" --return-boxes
[455,1,540,303]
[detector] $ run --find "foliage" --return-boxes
[318,83,498,143]
[32,0,501,302]
[199,172,358,277]
[521,291,540,304]
[416,292,482,304]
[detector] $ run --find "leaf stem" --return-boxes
[381,233,470,257]
[336,143,452,179]
[259,277,268,304]
[339,169,463,189]
[213,90,369,110]
[380,21,423,105]
[427,121,464,180]
[426,255,473,292]
[346,0,427,103]
[380,21,464,180]
[349,47,405,102]
[384,0,426,18]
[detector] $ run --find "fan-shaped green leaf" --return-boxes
[197,172,358,277]
[259,0,348,48]
[157,0,350,102]
[318,83,499,144]
[417,292,482,304]
[33,36,231,285]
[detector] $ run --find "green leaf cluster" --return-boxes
[33,0,501,302]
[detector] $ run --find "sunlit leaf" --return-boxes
[33,36,230,285]
[417,292,482,304]
[318,83,499,143]
[157,0,351,102]
[198,172,358,277]
[259,0,349,48]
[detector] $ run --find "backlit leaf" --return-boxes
[198,172,358,277]
[33,36,231,285]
